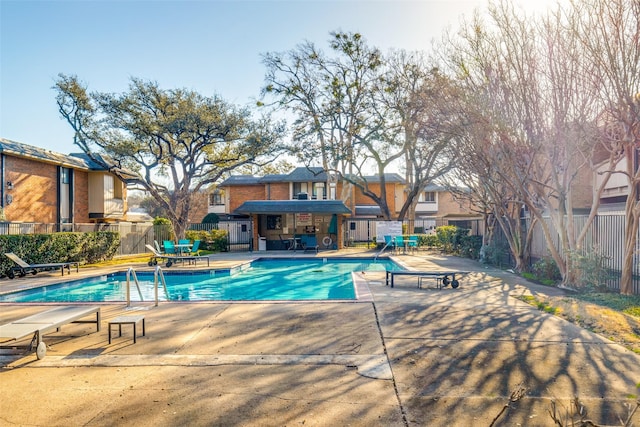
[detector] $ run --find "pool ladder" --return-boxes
[126,266,169,307]
[374,240,393,261]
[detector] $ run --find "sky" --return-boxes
[1,0,556,155]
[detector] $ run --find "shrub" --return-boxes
[480,241,511,267]
[418,234,439,248]
[0,231,120,275]
[460,235,483,259]
[435,226,470,254]
[185,228,228,252]
[436,225,458,253]
[532,256,562,282]
[568,248,612,291]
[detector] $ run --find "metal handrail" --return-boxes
[154,266,169,306]
[126,267,144,307]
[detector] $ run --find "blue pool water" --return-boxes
[0,258,404,303]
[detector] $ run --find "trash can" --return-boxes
[258,237,267,251]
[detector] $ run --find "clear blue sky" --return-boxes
[1,0,551,155]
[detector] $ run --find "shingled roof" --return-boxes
[234,200,351,215]
[0,137,102,170]
[0,138,138,181]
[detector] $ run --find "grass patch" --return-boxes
[570,292,640,320]
[520,271,557,286]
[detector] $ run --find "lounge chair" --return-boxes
[4,252,79,279]
[0,305,101,359]
[154,240,164,254]
[145,244,210,268]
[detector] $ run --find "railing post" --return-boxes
[126,268,131,307]
[154,266,159,307]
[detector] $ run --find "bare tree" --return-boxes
[377,51,460,222]
[440,0,613,282]
[571,0,640,294]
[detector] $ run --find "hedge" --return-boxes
[0,232,120,276]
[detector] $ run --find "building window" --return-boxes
[423,191,436,203]
[293,182,308,198]
[209,192,224,206]
[61,168,70,184]
[313,182,326,200]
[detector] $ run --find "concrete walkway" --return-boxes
[1,250,639,426]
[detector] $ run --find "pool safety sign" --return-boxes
[295,213,312,226]
[376,221,403,241]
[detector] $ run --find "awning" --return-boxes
[234,200,351,215]
[355,205,381,216]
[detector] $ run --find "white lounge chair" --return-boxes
[4,252,79,279]
[0,306,101,359]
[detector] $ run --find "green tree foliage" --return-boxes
[54,75,287,239]
[202,213,220,224]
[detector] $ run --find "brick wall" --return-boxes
[437,192,473,216]
[352,182,400,213]
[267,182,289,200]
[228,184,264,213]
[73,170,90,222]
[4,156,58,222]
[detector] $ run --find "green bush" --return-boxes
[532,256,562,282]
[480,241,511,267]
[185,228,228,252]
[0,231,120,276]
[568,249,612,291]
[435,226,471,254]
[436,225,457,253]
[418,234,439,248]
[460,235,483,259]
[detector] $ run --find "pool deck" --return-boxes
[1,249,639,426]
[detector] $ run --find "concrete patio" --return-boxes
[1,250,639,426]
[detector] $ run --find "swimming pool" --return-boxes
[0,258,404,303]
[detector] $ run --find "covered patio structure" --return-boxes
[234,200,351,251]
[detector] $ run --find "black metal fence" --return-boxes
[342,218,484,248]
[492,213,640,294]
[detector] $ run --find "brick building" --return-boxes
[0,138,130,224]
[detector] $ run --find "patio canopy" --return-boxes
[234,200,351,215]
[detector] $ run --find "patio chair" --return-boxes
[279,234,290,250]
[407,235,419,253]
[303,235,319,253]
[189,240,201,256]
[383,235,395,252]
[176,239,192,255]
[163,240,176,255]
[394,236,406,254]
[154,240,164,254]
[4,252,79,279]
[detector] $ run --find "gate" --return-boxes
[216,219,253,252]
